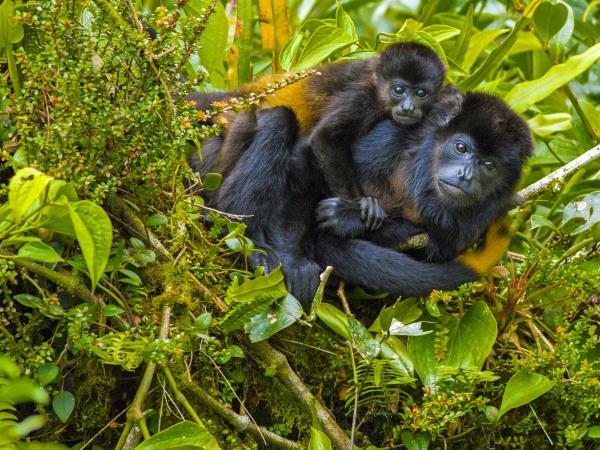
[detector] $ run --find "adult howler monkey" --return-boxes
[189,42,456,230]
[193,93,532,304]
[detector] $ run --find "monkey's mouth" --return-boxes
[392,112,420,125]
[437,179,473,200]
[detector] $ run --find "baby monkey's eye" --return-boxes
[455,142,467,153]
[415,89,427,99]
[392,85,405,96]
[483,161,496,172]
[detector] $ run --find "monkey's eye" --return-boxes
[455,142,467,154]
[415,89,427,99]
[392,85,405,96]
[483,161,496,172]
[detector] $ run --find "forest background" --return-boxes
[0,0,599,449]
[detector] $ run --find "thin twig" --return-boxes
[337,281,353,316]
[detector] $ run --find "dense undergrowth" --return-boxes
[0,1,599,449]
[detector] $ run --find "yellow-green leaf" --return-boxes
[506,43,600,113]
[0,0,23,48]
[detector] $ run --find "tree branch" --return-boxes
[182,379,304,450]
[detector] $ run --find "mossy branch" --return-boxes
[182,379,304,450]
[115,306,172,450]
[251,340,352,450]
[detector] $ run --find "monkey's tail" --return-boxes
[316,234,479,297]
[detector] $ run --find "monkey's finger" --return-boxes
[373,202,386,230]
[360,197,369,221]
[364,197,377,230]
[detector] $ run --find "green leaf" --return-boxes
[195,312,212,330]
[13,293,43,309]
[8,168,51,222]
[308,426,332,450]
[134,421,220,450]
[533,0,568,45]
[418,0,440,25]
[46,179,77,202]
[530,214,560,233]
[145,213,168,227]
[460,0,541,91]
[220,295,280,332]
[348,316,381,359]
[102,304,125,317]
[203,172,222,191]
[506,43,600,113]
[462,29,509,71]
[335,3,357,42]
[0,354,20,378]
[16,241,63,263]
[498,371,555,419]
[0,378,49,404]
[184,0,228,89]
[38,363,59,386]
[38,204,76,236]
[561,192,600,235]
[225,267,287,304]
[401,431,430,450]
[527,113,572,137]
[246,294,303,342]
[408,301,497,388]
[451,4,473,66]
[0,0,24,48]
[52,391,75,423]
[279,33,305,71]
[380,336,414,377]
[316,302,351,339]
[69,201,113,291]
[588,426,600,439]
[295,25,353,70]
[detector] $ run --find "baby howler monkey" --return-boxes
[189,42,454,230]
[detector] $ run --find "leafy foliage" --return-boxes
[0,0,599,449]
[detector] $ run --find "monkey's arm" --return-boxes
[316,197,423,247]
[310,92,386,230]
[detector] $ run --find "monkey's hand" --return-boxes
[430,84,463,127]
[359,196,386,231]
[316,197,367,238]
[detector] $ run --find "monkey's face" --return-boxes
[434,133,502,208]
[381,79,436,126]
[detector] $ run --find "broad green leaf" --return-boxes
[38,363,59,386]
[69,201,113,290]
[408,301,497,388]
[52,391,75,423]
[46,180,77,202]
[551,1,574,48]
[1,235,42,247]
[13,293,43,309]
[246,293,303,342]
[102,304,125,317]
[498,371,554,419]
[308,426,332,450]
[561,192,600,235]
[460,0,541,91]
[316,302,351,339]
[279,33,305,71]
[348,316,381,359]
[527,113,572,137]
[335,3,357,42]
[184,0,228,89]
[421,25,460,42]
[16,241,63,263]
[380,336,414,377]
[134,421,220,450]
[462,29,509,71]
[0,378,49,404]
[39,204,76,236]
[533,1,568,45]
[401,430,430,450]
[295,25,353,70]
[414,30,447,65]
[588,426,600,438]
[145,213,168,227]
[225,267,287,304]
[506,43,600,113]
[8,168,52,222]
[508,31,543,55]
[203,172,222,191]
[0,0,24,48]
[530,214,560,233]
[195,312,212,330]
